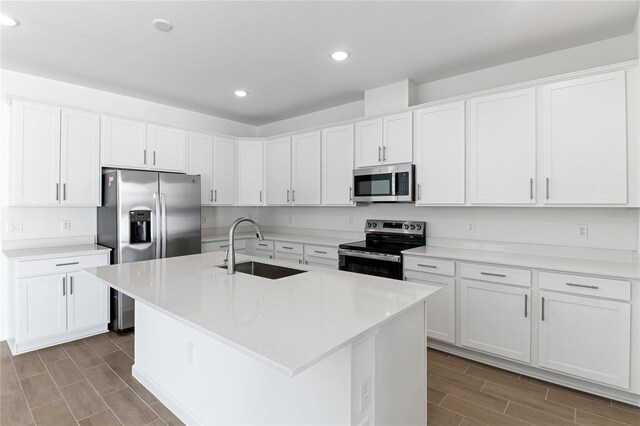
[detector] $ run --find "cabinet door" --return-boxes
[539,291,630,388]
[187,132,214,205]
[18,274,67,341]
[322,124,354,205]
[265,137,292,205]
[355,117,383,168]
[60,108,100,206]
[469,89,536,204]
[460,279,531,362]
[383,111,413,164]
[292,131,321,205]
[67,271,109,331]
[237,139,264,205]
[148,125,187,172]
[212,136,236,205]
[415,102,465,205]
[405,272,455,344]
[10,101,61,205]
[542,71,627,204]
[275,252,304,265]
[101,116,147,169]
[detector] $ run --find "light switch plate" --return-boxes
[6,222,22,233]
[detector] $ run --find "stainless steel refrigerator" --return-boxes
[97,169,201,332]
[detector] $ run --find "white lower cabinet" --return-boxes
[405,270,455,344]
[202,239,246,254]
[304,256,338,269]
[275,251,304,265]
[460,279,531,363]
[11,252,110,354]
[538,291,631,388]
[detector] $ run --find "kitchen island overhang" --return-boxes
[85,252,439,425]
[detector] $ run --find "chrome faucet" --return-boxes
[227,217,264,275]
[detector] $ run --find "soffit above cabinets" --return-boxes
[1,1,637,125]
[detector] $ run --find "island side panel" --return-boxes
[375,301,426,425]
[132,302,352,425]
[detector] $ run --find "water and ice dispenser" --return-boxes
[129,210,151,244]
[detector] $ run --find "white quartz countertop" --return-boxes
[85,252,438,376]
[3,244,111,261]
[201,231,355,247]
[403,246,640,280]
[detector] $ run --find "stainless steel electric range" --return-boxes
[338,219,426,280]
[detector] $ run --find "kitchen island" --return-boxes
[85,251,439,425]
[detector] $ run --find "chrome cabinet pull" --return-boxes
[70,276,73,295]
[349,186,353,202]
[62,277,66,296]
[210,189,213,202]
[283,246,293,250]
[298,259,302,264]
[314,250,327,254]
[378,146,381,162]
[529,178,533,200]
[287,189,290,203]
[546,178,550,200]
[63,183,66,201]
[143,149,147,165]
[566,282,599,290]
[541,297,545,321]
[382,146,387,161]
[292,189,296,203]
[258,243,268,247]
[481,272,506,278]
[259,190,262,203]
[417,263,437,268]
[524,294,528,318]
[417,183,421,201]
[56,261,79,267]
[153,151,156,165]
[56,183,59,201]
[304,260,309,265]
[214,189,217,203]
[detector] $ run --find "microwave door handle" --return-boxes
[391,172,397,197]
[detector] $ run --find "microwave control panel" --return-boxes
[396,172,410,195]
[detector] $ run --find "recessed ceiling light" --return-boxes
[153,19,173,31]
[330,51,349,61]
[234,90,248,98]
[0,14,19,27]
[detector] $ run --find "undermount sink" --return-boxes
[220,261,307,280]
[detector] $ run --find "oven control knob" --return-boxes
[372,223,377,228]
[410,225,415,230]
[367,222,372,227]
[417,225,422,230]
[404,224,409,230]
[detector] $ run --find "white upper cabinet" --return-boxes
[355,112,413,168]
[60,108,100,206]
[382,111,413,164]
[469,88,536,204]
[212,136,236,205]
[10,101,100,206]
[237,139,264,206]
[322,124,355,206]
[415,101,465,205]
[265,137,292,205]
[101,115,148,169]
[542,71,627,204]
[355,117,383,168]
[10,101,61,206]
[188,132,214,205]
[292,131,322,205]
[147,125,187,172]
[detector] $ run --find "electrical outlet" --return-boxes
[577,224,588,239]
[6,222,22,233]
[348,217,353,225]
[360,376,371,412]
[201,216,206,225]
[61,220,71,231]
[186,342,195,364]
[466,221,475,233]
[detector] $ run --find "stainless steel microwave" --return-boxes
[353,163,415,203]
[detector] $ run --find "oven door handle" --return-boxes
[338,248,401,263]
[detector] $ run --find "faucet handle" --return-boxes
[224,249,229,265]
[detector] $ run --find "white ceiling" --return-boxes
[1,1,638,125]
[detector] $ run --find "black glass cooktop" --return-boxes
[339,239,424,255]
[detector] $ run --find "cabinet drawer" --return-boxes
[404,256,455,276]
[203,239,246,253]
[275,252,304,264]
[18,254,109,278]
[275,241,304,255]
[254,240,274,251]
[305,244,338,260]
[460,263,531,287]
[539,272,630,301]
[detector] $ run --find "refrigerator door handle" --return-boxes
[160,193,168,258]
[154,193,162,259]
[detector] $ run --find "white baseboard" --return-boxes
[132,365,204,426]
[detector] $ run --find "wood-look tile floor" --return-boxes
[0,332,183,426]
[427,348,640,426]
